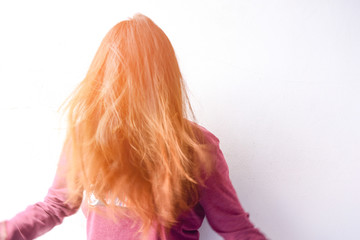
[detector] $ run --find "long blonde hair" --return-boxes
[62,13,211,235]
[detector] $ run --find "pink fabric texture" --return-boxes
[1,126,267,240]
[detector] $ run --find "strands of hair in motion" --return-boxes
[61,13,213,238]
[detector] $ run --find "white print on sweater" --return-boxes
[86,192,128,208]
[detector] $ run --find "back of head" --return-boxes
[62,13,211,237]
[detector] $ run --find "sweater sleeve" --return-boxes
[1,148,82,240]
[198,132,267,240]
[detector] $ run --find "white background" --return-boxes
[0,1,359,239]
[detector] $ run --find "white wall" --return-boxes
[0,1,359,239]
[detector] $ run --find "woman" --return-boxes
[0,14,267,240]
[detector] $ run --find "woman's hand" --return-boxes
[0,221,7,240]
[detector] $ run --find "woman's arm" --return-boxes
[199,131,267,240]
[0,147,82,240]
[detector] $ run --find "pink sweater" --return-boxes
[0,126,267,240]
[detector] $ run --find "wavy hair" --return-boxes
[62,14,212,236]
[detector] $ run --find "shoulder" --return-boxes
[188,122,226,175]
[189,121,220,147]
